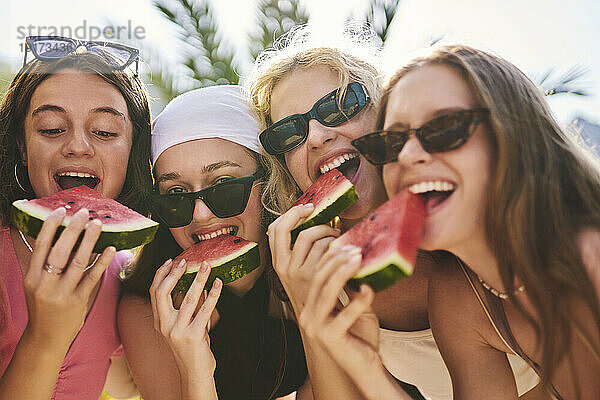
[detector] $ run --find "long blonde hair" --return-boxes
[246,25,383,215]
[378,45,600,393]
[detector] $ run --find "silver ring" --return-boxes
[43,263,64,275]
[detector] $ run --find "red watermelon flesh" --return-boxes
[11,185,158,252]
[331,189,425,292]
[290,168,358,241]
[174,234,261,292]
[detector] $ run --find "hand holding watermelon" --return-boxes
[21,207,117,348]
[267,203,341,314]
[266,169,357,315]
[298,245,405,399]
[149,258,221,398]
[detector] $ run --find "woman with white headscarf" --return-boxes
[118,86,308,400]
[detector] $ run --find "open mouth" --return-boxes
[408,181,455,212]
[55,172,100,190]
[318,152,360,182]
[193,226,238,244]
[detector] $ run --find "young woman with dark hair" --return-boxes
[0,37,152,400]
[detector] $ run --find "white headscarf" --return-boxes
[151,85,261,165]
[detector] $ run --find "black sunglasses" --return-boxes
[259,82,370,155]
[352,108,489,165]
[151,169,263,228]
[23,36,139,75]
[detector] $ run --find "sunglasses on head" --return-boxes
[259,82,370,155]
[151,169,263,228]
[23,36,140,75]
[351,108,489,165]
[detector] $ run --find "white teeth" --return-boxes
[319,153,358,175]
[58,171,97,178]
[408,181,456,194]
[195,227,235,242]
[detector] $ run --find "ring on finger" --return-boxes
[43,263,64,275]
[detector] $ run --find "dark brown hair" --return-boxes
[0,51,152,224]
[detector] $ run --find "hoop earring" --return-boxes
[14,162,27,192]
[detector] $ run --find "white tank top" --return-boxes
[379,327,540,399]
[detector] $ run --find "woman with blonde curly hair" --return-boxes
[247,27,539,399]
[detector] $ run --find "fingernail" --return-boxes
[86,219,102,229]
[303,203,314,208]
[54,207,66,216]
[75,208,89,217]
[214,278,222,288]
[177,259,186,268]
[164,259,172,267]
[201,261,209,272]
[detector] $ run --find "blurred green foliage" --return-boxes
[149,0,400,102]
[0,61,14,98]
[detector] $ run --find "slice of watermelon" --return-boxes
[290,168,358,241]
[174,234,261,293]
[10,185,158,253]
[331,190,425,292]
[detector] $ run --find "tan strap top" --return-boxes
[457,259,563,400]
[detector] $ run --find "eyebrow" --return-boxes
[92,107,125,120]
[430,107,466,118]
[156,161,243,184]
[31,104,125,120]
[31,104,65,117]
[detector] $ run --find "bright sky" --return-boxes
[1,0,598,125]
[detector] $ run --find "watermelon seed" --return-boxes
[64,204,72,209]
[370,215,376,221]
[104,215,111,219]
[67,201,75,204]
[234,238,241,244]
[89,217,94,220]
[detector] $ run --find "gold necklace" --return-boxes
[18,230,100,270]
[477,276,525,300]
[458,258,525,300]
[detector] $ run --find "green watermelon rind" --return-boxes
[10,204,159,253]
[174,244,261,292]
[347,253,412,292]
[290,186,358,242]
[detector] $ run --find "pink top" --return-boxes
[0,227,126,400]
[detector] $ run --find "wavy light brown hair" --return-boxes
[0,51,153,224]
[378,45,600,393]
[246,25,383,216]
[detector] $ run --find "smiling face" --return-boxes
[154,138,263,251]
[382,64,495,255]
[23,69,133,200]
[270,66,387,224]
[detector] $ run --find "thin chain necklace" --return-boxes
[18,229,100,270]
[458,258,525,300]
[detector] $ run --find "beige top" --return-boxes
[379,327,540,400]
